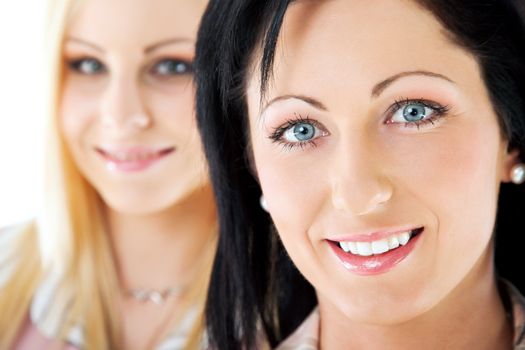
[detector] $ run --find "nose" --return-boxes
[100,74,151,134]
[330,137,394,216]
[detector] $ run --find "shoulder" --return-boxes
[0,221,29,243]
[13,316,80,350]
[0,221,34,259]
[500,279,525,349]
[275,308,320,350]
[0,221,35,288]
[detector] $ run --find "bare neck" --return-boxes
[318,252,513,350]
[106,184,217,291]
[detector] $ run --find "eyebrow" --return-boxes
[261,94,328,115]
[371,70,455,97]
[65,37,104,53]
[261,70,455,114]
[144,37,195,54]
[64,37,194,55]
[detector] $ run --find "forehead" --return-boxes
[66,0,207,48]
[248,0,479,106]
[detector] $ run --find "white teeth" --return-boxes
[356,242,373,256]
[348,242,358,254]
[398,232,410,246]
[337,230,417,257]
[115,153,126,161]
[107,151,155,162]
[339,241,359,254]
[388,236,400,249]
[371,239,389,255]
[138,152,152,161]
[340,241,351,253]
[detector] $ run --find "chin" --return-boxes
[102,190,185,215]
[322,282,437,326]
[335,299,429,326]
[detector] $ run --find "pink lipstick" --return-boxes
[328,227,424,276]
[95,146,175,172]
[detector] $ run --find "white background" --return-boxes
[0,1,47,227]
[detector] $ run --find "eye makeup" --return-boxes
[147,57,195,79]
[266,96,452,151]
[67,56,107,75]
[384,98,451,130]
[268,114,330,150]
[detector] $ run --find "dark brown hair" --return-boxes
[195,1,525,348]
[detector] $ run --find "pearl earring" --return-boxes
[260,195,268,212]
[511,163,525,185]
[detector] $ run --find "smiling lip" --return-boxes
[328,227,424,276]
[328,226,420,243]
[95,146,175,172]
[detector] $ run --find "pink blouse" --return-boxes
[13,317,78,350]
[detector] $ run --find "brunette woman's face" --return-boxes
[247,0,518,324]
[60,0,208,214]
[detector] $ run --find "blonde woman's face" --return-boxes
[247,0,517,325]
[60,0,208,214]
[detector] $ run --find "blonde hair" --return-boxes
[0,0,120,347]
[0,0,210,348]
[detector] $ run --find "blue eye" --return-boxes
[151,59,193,77]
[403,104,428,122]
[284,123,316,142]
[392,102,433,123]
[69,58,105,75]
[388,99,449,128]
[271,117,329,149]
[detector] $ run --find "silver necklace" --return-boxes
[125,287,185,305]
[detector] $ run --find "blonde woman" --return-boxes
[0,0,214,349]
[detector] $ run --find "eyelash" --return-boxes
[269,98,451,150]
[386,98,450,129]
[148,58,194,78]
[67,57,106,75]
[66,57,194,78]
[269,114,326,151]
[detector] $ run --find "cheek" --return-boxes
[154,89,206,175]
[59,83,100,147]
[389,121,503,256]
[256,157,324,282]
[254,143,327,249]
[423,128,498,215]
[152,88,196,130]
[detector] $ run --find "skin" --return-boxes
[60,0,213,348]
[246,0,518,349]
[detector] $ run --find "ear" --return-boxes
[500,147,521,183]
